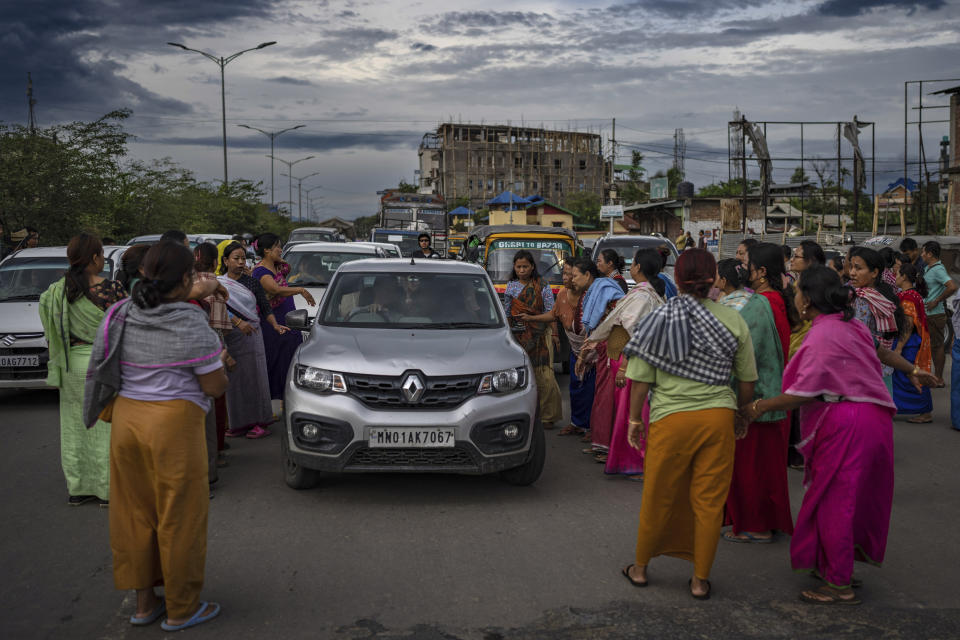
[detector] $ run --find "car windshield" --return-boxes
[0,256,112,302]
[286,251,374,287]
[290,231,337,242]
[319,272,503,328]
[373,232,421,257]
[485,248,563,285]
[597,239,676,267]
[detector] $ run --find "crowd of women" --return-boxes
[39,230,313,630]
[33,227,951,626]
[503,237,941,605]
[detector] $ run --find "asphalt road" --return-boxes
[2,372,960,640]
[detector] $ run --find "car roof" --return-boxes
[285,242,378,253]
[290,227,338,233]
[596,235,678,251]
[2,247,68,259]
[338,258,487,274]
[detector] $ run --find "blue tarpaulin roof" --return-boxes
[885,177,919,192]
[486,191,530,206]
[449,206,474,215]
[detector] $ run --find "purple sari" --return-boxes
[253,263,303,399]
[783,312,896,587]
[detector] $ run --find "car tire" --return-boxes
[281,433,321,490]
[500,419,545,486]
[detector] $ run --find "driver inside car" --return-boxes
[349,276,403,321]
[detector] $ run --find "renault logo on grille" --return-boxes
[401,373,425,403]
[1,335,15,347]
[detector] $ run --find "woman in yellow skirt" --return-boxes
[620,248,757,600]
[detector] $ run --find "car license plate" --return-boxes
[368,427,455,448]
[0,355,39,367]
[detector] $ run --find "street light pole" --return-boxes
[167,40,277,184]
[272,155,314,216]
[238,123,304,206]
[281,172,320,223]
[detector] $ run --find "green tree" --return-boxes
[565,191,602,228]
[397,179,418,193]
[790,166,809,184]
[619,150,647,205]
[696,178,758,197]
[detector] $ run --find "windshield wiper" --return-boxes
[0,294,40,302]
[414,322,494,329]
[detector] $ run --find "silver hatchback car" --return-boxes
[281,259,544,488]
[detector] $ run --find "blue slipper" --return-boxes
[160,601,220,632]
[129,601,165,626]
[722,531,774,544]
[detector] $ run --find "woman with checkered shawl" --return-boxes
[619,249,757,600]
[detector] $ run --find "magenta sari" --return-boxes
[784,312,896,587]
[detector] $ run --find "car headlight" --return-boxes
[478,367,527,394]
[295,365,347,393]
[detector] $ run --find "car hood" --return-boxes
[292,286,327,317]
[299,325,526,376]
[0,300,44,334]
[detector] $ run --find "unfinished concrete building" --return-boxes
[418,123,606,211]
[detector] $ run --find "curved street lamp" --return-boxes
[167,40,277,184]
[238,123,304,206]
[271,155,314,216]
[281,171,320,223]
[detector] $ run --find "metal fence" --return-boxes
[714,231,888,259]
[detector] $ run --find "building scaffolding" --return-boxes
[904,78,960,234]
[728,115,875,234]
[418,123,605,212]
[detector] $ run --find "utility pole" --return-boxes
[741,117,748,233]
[27,72,37,133]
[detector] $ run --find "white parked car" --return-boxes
[0,246,126,389]
[282,242,384,317]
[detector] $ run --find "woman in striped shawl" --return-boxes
[619,249,757,600]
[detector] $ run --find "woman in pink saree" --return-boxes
[740,266,895,606]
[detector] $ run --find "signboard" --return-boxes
[599,205,624,219]
[490,239,568,251]
[650,177,669,200]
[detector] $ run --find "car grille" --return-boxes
[344,373,479,409]
[0,346,48,381]
[345,446,476,469]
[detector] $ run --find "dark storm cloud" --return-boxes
[604,1,771,19]
[291,27,398,60]
[267,76,314,86]
[817,0,947,16]
[0,0,278,124]
[423,11,555,36]
[148,130,421,152]
[411,42,437,52]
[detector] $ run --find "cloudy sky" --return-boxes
[3,0,959,221]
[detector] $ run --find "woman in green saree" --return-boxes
[715,258,794,542]
[39,233,126,505]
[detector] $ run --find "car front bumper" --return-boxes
[284,375,538,475]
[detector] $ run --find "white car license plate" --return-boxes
[0,355,39,367]
[368,427,455,448]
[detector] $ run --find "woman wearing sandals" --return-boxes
[86,241,228,630]
[518,257,593,436]
[582,249,665,479]
[740,267,896,605]
[620,249,756,600]
[252,233,316,408]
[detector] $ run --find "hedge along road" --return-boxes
[1,374,959,639]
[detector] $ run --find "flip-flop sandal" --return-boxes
[161,601,221,632]
[722,531,774,544]
[557,425,583,436]
[621,564,648,587]
[906,417,933,424]
[799,586,861,606]
[812,570,862,589]
[130,601,166,626]
[688,578,711,600]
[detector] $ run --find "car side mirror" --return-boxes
[286,309,310,331]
